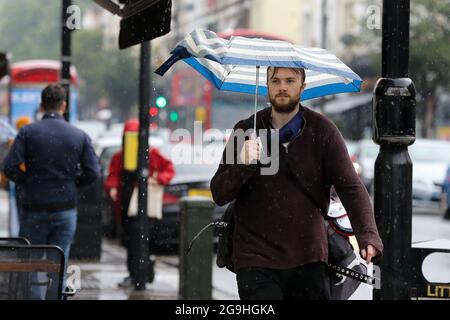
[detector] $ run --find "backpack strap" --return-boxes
[288,169,325,216]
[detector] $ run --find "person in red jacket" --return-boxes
[105,119,175,288]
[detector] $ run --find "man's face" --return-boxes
[267,68,306,113]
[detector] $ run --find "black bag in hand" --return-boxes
[216,200,235,272]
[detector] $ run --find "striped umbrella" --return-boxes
[156,29,362,130]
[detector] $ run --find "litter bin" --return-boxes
[70,178,103,260]
[179,196,214,299]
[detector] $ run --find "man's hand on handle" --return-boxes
[240,138,261,165]
[360,244,379,264]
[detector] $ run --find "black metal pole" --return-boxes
[319,0,328,113]
[321,0,327,49]
[373,0,416,300]
[61,0,72,122]
[134,41,151,290]
[381,0,410,79]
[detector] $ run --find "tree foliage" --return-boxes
[358,0,450,137]
[0,0,139,120]
[0,0,60,60]
[409,0,450,94]
[72,28,139,120]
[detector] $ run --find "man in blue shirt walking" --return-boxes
[3,84,100,267]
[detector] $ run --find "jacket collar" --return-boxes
[42,112,65,120]
[259,104,306,130]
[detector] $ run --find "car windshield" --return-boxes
[99,146,121,170]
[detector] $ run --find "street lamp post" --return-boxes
[61,0,72,122]
[373,0,416,300]
[133,40,151,290]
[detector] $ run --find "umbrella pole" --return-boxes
[253,65,260,135]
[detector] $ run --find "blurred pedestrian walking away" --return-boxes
[2,85,100,270]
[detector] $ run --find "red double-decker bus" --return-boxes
[0,59,78,125]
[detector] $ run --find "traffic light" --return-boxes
[155,96,167,108]
[149,107,159,117]
[169,111,179,122]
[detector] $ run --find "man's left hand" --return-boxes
[360,244,379,264]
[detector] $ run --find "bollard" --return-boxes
[179,196,214,300]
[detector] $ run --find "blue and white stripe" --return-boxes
[156,29,362,101]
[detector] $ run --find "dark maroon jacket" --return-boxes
[210,105,383,271]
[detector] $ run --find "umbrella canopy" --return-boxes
[155,29,362,101]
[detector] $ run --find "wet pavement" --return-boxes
[68,240,179,300]
[68,239,239,300]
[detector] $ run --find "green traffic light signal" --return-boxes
[169,111,179,122]
[156,96,167,108]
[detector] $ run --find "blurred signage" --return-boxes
[427,284,450,298]
[10,87,78,124]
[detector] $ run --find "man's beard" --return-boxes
[269,93,300,113]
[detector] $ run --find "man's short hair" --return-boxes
[41,85,67,112]
[267,67,306,84]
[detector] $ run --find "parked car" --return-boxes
[350,139,379,193]
[409,139,450,215]
[351,138,450,215]
[440,166,450,220]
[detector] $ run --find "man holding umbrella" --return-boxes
[156,29,383,300]
[210,66,383,300]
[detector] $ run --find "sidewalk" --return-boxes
[69,239,239,300]
[69,238,373,300]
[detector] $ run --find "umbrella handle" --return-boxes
[254,65,260,134]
